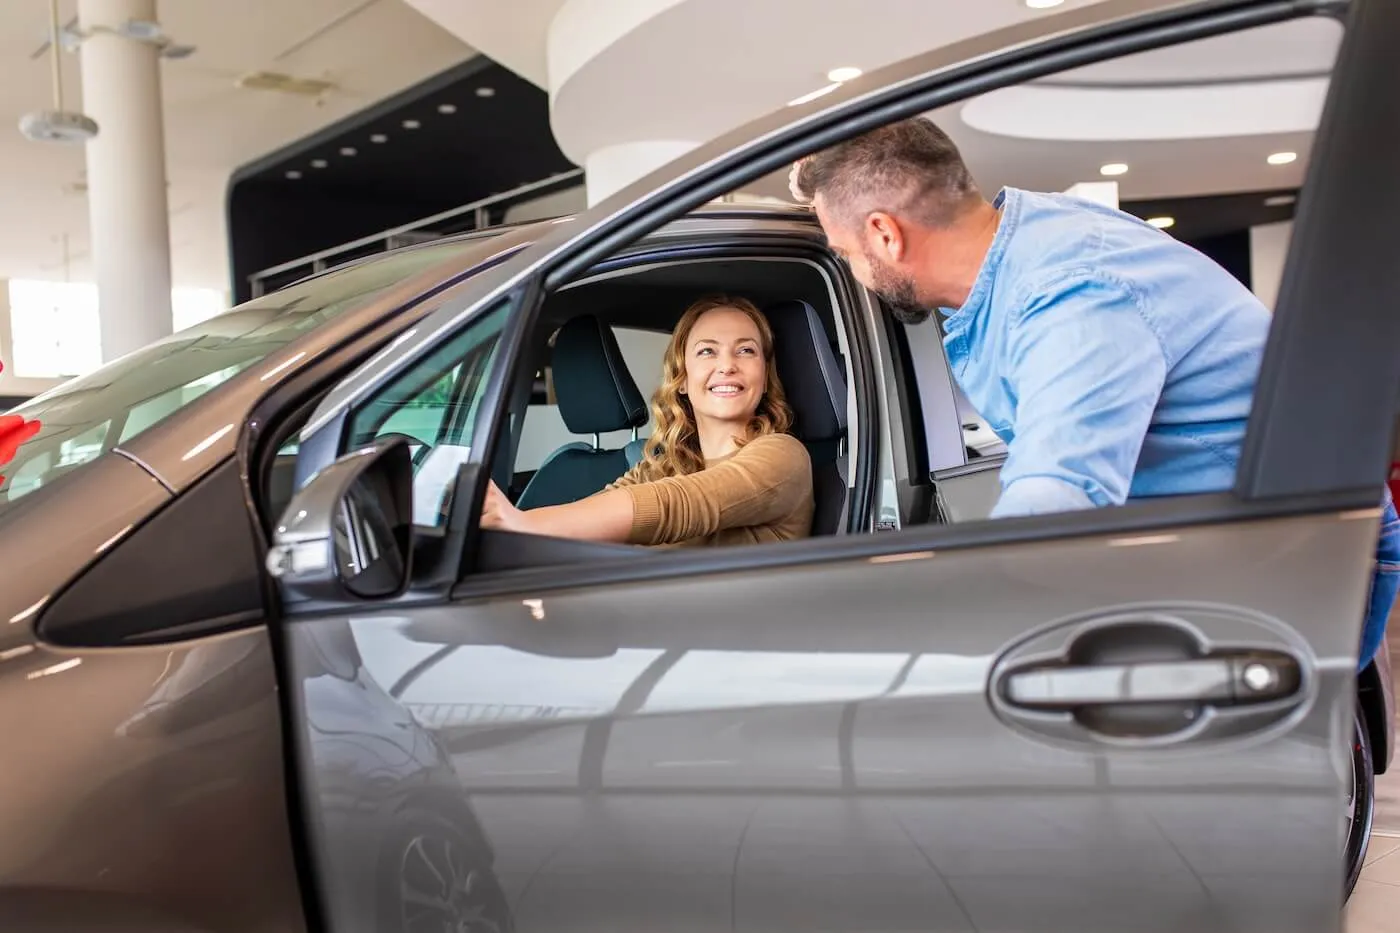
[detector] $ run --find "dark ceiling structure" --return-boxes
[226,55,578,302]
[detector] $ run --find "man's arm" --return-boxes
[991,273,1168,519]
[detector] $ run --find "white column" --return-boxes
[1249,220,1293,312]
[583,140,699,206]
[1063,181,1119,209]
[77,0,173,363]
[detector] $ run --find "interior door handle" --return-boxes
[1002,654,1300,710]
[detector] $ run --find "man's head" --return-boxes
[790,118,987,323]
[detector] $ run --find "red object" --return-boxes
[0,414,41,485]
[1390,462,1400,506]
[0,362,42,485]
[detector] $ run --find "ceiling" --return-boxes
[232,57,573,211]
[0,0,1346,306]
[0,0,474,291]
[407,0,1337,228]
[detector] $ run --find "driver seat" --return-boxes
[516,315,649,509]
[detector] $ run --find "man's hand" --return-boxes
[479,479,531,534]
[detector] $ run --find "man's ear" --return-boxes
[865,211,907,262]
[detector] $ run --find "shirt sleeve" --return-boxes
[991,272,1168,519]
[620,434,812,545]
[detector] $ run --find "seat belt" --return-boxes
[624,437,647,470]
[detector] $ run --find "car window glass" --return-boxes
[889,15,1341,521]
[0,240,478,519]
[344,300,511,528]
[513,326,667,479]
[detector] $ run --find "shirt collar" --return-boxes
[940,187,1021,336]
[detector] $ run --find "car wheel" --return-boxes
[1345,705,1375,900]
[378,806,514,933]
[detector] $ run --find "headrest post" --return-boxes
[592,432,601,450]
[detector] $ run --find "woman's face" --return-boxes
[682,307,766,430]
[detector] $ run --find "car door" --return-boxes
[270,2,1400,932]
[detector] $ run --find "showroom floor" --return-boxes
[1346,639,1400,930]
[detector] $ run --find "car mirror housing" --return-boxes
[268,437,415,604]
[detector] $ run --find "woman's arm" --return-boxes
[481,480,636,542]
[479,433,810,545]
[623,434,810,545]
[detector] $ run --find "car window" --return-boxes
[513,325,668,477]
[0,241,476,519]
[344,300,512,528]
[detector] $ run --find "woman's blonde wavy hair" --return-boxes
[635,295,794,481]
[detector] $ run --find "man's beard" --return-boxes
[866,249,931,325]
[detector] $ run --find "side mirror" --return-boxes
[267,437,414,603]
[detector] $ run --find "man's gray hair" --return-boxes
[791,117,980,228]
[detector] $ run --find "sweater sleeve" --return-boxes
[621,434,811,545]
[604,462,644,491]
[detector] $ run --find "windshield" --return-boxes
[0,241,478,516]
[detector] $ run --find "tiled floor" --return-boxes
[1345,639,1400,931]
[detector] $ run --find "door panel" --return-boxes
[284,503,1373,932]
[933,460,1004,523]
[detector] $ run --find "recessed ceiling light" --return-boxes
[1099,162,1129,176]
[474,87,495,98]
[310,158,328,169]
[285,170,302,180]
[826,66,862,83]
[788,83,841,107]
[1267,151,1298,165]
[402,119,421,129]
[369,133,388,144]
[1024,0,1065,8]
[339,146,357,156]
[1147,216,1176,229]
[1264,194,1297,207]
[437,103,457,114]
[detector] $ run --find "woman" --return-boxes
[481,295,813,547]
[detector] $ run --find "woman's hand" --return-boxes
[478,478,635,544]
[479,480,532,534]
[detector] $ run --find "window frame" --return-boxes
[462,235,882,559]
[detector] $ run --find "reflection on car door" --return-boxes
[337,498,1360,933]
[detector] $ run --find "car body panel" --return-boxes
[291,504,1372,932]
[0,622,303,932]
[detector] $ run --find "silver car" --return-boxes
[1,1,1397,931]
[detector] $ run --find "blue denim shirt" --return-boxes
[941,187,1273,518]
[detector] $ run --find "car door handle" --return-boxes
[1002,654,1301,710]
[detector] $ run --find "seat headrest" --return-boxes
[763,300,847,443]
[552,315,649,435]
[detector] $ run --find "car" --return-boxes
[0,0,1397,930]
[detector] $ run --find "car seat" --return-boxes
[515,315,649,509]
[762,299,850,535]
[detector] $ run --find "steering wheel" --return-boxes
[376,432,432,470]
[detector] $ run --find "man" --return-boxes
[789,116,1398,668]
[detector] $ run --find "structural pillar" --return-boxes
[77,0,173,363]
[584,140,699,206]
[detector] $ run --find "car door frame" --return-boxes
[266,2,1400,929]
